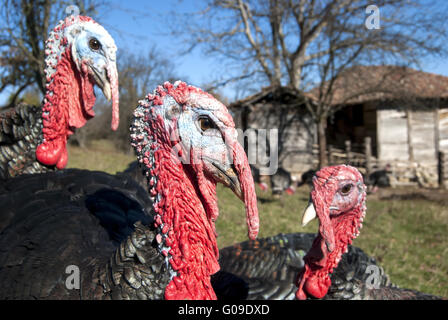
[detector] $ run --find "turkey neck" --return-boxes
[297,193,366,299]
[36,45,96,169]
[149,142,220,300]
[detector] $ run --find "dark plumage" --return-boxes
[365,168,391,193]
[0,169,169,299]
[297,169,316,187]
[271,167,293,195]
[0,104,50,179]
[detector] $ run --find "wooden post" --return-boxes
[365,137,372,176]
[328,145,334,165]
[345,140,352,165]
[406,110,414,161]
[439,151,446,189]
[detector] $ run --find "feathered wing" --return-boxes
[0,169,169,300]
[214,233,314,300]
[0,104,50,180]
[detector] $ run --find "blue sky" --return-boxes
[96,0,220,87]
[1,0,448,105]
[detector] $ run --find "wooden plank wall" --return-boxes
[377,109,409,161]
[247,102,316,176]
[439,109,448,152]
[376,108,440,187]
[438,109,448,188]
[409,111,437,163]
[377,109,438,163]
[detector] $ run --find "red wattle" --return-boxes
[147,119,219,300]
[304,275,330,299]
[37,46,96,168]
[108,63,120,131]
[56,143,68,169]
[296,289,307,300]
[229,138,259,240]
[36,138,64,166]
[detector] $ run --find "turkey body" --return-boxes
[270,167,293,195]
[0,169,169,299]
[214,233,443,300]
[0,104,50,180]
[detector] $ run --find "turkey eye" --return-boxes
[198,117,215,131]
[340,184,353,195]
[89,38,101,51]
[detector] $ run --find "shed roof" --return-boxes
[229,86,307,109]
[306,65,448,106]
[230,66,448,109]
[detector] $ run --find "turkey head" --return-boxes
[36,15,119,169]
[296,165,366,300]
[131,81,259,300]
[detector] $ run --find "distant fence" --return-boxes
[312,137,376,176]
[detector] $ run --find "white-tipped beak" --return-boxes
[302,201,317,226]
[102,80,112,101]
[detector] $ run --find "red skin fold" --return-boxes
[36,47,95,168]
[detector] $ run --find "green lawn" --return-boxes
[67,140,448,298]
[67,139,135,174]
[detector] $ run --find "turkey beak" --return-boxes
[90,62,119,131]
[211,163,243,201]
[302,200,317,226]
[91,66,111,100]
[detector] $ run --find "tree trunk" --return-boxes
[317,117,328,168]
[289,56,303,89]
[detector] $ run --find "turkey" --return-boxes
[0,81,259,300]
[0,15,119,179]
[271,167,296,196]
[251,165,295,195]
[214,165,444,300]
[365,164,391,194]
[296,169,316,188]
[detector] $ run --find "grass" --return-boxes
[67,139,135,174]
[67,140,448,298]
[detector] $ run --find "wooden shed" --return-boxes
[229,86,316,177]
[230,66,448,187]
[319,66,448,187]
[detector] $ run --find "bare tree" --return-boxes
[0,0,105,107]
[173,0,448,167]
